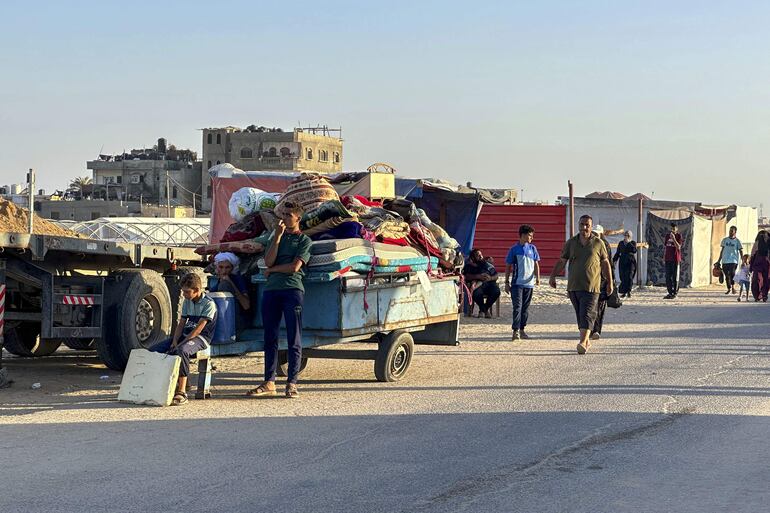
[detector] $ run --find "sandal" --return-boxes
[246,383,276,397]
[285,383,299,399]
[171,392,188,406]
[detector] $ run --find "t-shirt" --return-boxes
[180,293,217,345]
[720,236,743,264]
[664,233,683,263]
[463,260,497,280]
[264,232,312,292]
[505,242,540,288]
[735,264,751,283]
[559,234,609,293]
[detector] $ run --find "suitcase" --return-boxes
[118,349,181,406]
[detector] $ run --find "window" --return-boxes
[268,147,277,157]
[207,133,212,144]
[216,133,221,144]
[240,147,253,158]
[306,147,313,160]
[207,160,212,169]
[139,175,144,183]
[334,152,340,164]
[320,150,328,162]
[280,147,291,157]
[130,175,141,184]
[172,186,178,199]
[50,211,60,220]
[116,176,122,184]
[216,160,221,165]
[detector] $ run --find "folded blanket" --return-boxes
[311,221,364,241]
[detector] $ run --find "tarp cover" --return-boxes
[646,210,712,287]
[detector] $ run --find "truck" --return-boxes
[0,230,207,375]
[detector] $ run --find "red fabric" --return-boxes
[341,195,382,207]
[378,236,410,247]
[664,233,683,262]
[407,225,443,258]
[220,212,266,242]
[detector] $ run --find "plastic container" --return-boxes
[208,292,237,345]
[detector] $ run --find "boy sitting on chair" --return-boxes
[150,272,217,405]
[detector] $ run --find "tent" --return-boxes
[208,167,483,254]
[646,209,713,288]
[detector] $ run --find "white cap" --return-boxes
[593,224,604,235]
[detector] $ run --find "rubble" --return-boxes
[0,199,81,237]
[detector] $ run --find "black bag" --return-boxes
[606,287,623,309]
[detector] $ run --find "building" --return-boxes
[200,125,343,211]
[86,138,202,211]
[33,199,196,222]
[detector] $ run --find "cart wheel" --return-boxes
[277,351,309,377]
[374,330,414,382]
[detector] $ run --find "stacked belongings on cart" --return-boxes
[196,173,463,283]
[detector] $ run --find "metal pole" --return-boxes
[638,196,644,289]
[27,169,35,234]
[166,171,171,217]
[567,180,575,238]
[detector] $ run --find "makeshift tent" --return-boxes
[646,210,713,288]
[208,167,483,254]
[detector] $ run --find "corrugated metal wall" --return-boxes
[473,204,567,275]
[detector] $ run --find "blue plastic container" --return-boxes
[208,292,237,345]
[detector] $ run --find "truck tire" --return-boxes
[276,351,309,377]
[165,266,208,324]
[374,330,414,382]
[63,338,96,351]
[97,269,173,371]
[3,323,62,357]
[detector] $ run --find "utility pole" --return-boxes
[166,170,171,217]
[27,169,35,234]
[568,180,575,238]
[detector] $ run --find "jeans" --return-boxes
[722,263,738,291]
[262,289,304,384]
[510,285,533,331]
[472,281,501,314]
[150,336,208,377]
[665,261,679,295]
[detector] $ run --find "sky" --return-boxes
[2,1,770,210]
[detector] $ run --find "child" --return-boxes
[150,272,217,405]
[504,224,541,340]
[735,254,751,302]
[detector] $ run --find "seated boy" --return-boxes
[150,272,217,405]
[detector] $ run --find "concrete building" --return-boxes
[34,199,195,221]
[86,138,202,211]
[200,125,343,211]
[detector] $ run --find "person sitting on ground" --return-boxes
[150,272,217,406]
[735,253,751,302]
[209,252,250,311]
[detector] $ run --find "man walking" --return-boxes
[717,226,743,295]
[505,225,540,341]
[549,215,613,354]
[664,222,683,299]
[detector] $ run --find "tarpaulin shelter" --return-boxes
[646,209,714,288]
[208,167,484,254]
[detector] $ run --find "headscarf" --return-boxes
[214,252,240,268]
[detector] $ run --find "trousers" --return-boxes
[262,289,304,384]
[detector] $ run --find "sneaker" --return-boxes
[511,329,521,341]
[576,341,589,354]
[590,332,601,340]
[520,331,531,340]
[663,294,673,300]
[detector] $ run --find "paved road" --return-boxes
[2,287,769,512]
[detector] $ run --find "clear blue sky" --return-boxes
[2,1,770,209]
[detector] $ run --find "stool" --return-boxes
[192,346,212,399]
[467,296,501,318]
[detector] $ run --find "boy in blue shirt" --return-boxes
[151,273,217,405]
[505,225,540,341]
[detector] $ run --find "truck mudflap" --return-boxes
[411,318,460,346]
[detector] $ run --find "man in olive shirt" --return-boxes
[247,202,312,399]
[549,215,613,354]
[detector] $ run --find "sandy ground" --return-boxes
[1,283,769,512]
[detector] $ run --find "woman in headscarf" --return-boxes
[613,230,637,298]
[591,225,614,340]
[750,230,770,302]
[209,252,250,310]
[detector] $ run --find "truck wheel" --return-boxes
[165,266,207,325]
[277,351,309,377]
[97,269,172,370]
[63,338,96,351]
[3,323,62,357]
[374,330,414,382]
